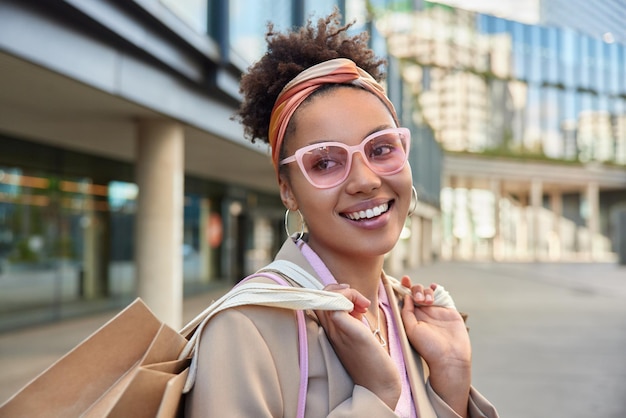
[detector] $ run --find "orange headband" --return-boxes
[268,58,399,174]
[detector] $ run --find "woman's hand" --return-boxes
[400,276,471,417]
[315,284,401,410]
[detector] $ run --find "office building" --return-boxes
[378,2,626,261]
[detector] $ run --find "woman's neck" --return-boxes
[308,241,384,304]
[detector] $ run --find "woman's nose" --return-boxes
[344,153,381,193]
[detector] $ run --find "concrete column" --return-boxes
[516,194,528,260]
[448,176,458,261]
[454,176,472,260]
[464,180,475,260]
[81,188,108,299]
[408,215,422,268]
[135,119,184,329]
[199,198,211,283]
[421,218,433,264]
[586,181,600,260]
[82,204,100,299]
[530,178,543,261]
[500,196,514,260]
[490,178,502,261]
[549,191,563,261]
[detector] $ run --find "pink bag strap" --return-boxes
[244,272,309,418]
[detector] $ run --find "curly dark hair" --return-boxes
[235,9,386,145]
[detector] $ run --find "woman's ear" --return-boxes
[279,174,297,210]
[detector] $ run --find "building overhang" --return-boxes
[443,152,626,196]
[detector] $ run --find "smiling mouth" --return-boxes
[344,202,391,221]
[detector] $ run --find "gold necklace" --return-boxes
[363,305,387,347]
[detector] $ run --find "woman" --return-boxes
[186,11,498,418]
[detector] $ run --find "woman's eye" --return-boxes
[370,143,394,157]
[311,158,340,171]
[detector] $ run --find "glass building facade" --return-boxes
[0,134,286,329]
[379,2,626,165]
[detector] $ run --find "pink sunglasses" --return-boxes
[280,127,411,189]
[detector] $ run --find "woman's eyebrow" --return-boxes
[305,125,396,146]
[364,125,395,138]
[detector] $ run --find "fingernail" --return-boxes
[415,292,424,301]
[425,294,433,302]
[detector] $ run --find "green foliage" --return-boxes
[9,239,39,263]
[367,0,413,16]
[448,148,583,165]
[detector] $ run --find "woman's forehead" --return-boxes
[290,88,395,140]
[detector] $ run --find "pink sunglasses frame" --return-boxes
[279,127,411,189]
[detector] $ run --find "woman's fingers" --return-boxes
[323,283,370,318]
[401,276,437,305]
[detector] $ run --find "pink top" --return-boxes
[297,240,417,418]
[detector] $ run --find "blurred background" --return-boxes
[0,0,625,329]
[1,1,626,416]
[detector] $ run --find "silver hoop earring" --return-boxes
[284,208,305,241]
[408,186,418,217]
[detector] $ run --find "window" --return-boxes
[304,0,339,20]
[229,0,292,64]
[559,29,578,89]
[160,0,209,33]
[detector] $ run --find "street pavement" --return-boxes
[1,261,625,417]
[420,261,626,418]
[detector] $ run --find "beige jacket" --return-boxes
[186,239,499,417]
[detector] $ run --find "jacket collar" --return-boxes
[274,238,324,284]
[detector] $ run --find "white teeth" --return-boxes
[346,203,389,221]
